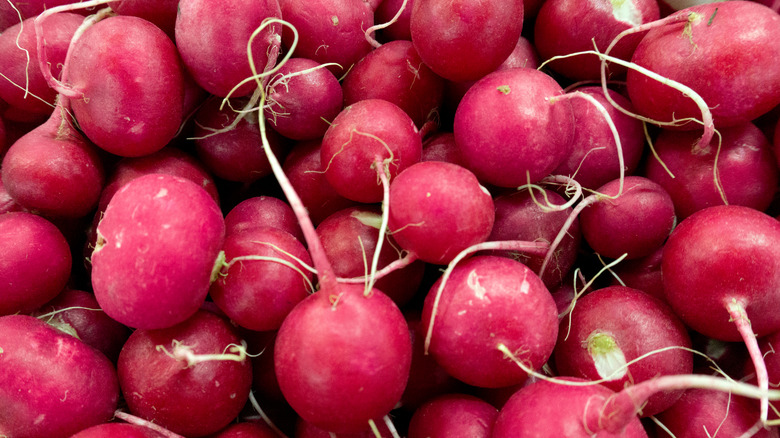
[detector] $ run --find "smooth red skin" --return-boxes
[410,0,524,82]
[408,394,498,438]
[176,0,281,97]
[282,140,358,225]
[421,132,465,166]
[224,196,303,241]
[316,206,424,307]
[110,0,178,38]
[493,379,648,438]
[71,423,165,438]
[0,178,25,213]
[627,2,780,129]
[343,40,444,128]
[210,422,279,438]
[0,212,71,315]
[534,0,659,80]
[375,0,414,41]
[388,161,495,264]
[33,289,131,362]
[0,0,87,31]
[662,205,780,341]
[295,417,394,438]
[98,146,219,214]
[279,0,374,75]
[65,16,184,157]
[554,286,692,417]
[401,312,462,411]
[265,58,343,141]
[194,96,287,183]
[422,256,558,388]
[118,310,253,437]
[610,246,664,300]
[0,315,119,438]
[321,99,422,203]
[0,13,81,116]
[655,389,779,438]
[2,108,105,218]
[91,174,225,330]
[453,67,575,187]
[210,227,313,331]
[581,176,676,260]
[553,87,645,190]
[488,188,581,288]
[644,123,779,220]
[274,284,412,433]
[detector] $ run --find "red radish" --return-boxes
[33,289,131,362]
[91,174,225,329]
[342,40,444,128]
[295,416,395,438]
[422,255,558,388]
[1,104,104,218]
[0,314,119,438]
[175,0,281,97]
[579,176,676,260]
[609,246,664,299]
[409,0,524,82]
[320,98,422,203]
[453,67,575,187]
[644,122,779,219]
[0,13,82,119]
[224,195,303,241]
[0,178,25,213]
[626,2,780,129]
[374,0,414,41]
[209,226,314,331]
[420,132,465,166]
[211,422,279,438]
[534,0,660,80]
[407,393,498,438]
[264,57,343,141]
[109,0,178,38]
[70,423,166,438]
[50,14,185,157]
[553,286,692,416]
[118,310,253,437]
[552,86,644,190]
[0,211,71,315]
[387,160,494,264]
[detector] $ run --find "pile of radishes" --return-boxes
[1,0,780,436]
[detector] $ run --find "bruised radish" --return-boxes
[91,174,225,329]
[0,314,119,438]
[118,310,253,437]
[422,255,558,388]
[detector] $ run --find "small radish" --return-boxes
[407,393,499,438]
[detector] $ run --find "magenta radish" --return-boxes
[387,160,495,264]
[0,178,25,213]
[420,132,465,166]
[70,423,166,438]
[580,176,676,260]
[320,98,422,203]
[552,86,645,190]
[109,0,178,38]
[534,0,659,80]
[175,0,281,97]
[0,212,71,315]
[209,226,313,331]
[118,310,253,437]
[421,255,558,388]
[453,67,575,187]
[224,195,303,241]
[609,246,664,299]
[264,57,344,141]
[407,393,499,438]
[91,174,225,329]
[626,2,780,129]
[488,188,581,287]
[0,314,119,438]
[644,122,779,219]
[211,422,279,438]
[1,105,105,218]
[342,40,444,128]
[409,0,524,82]
[553,286,693,416]
[51,14,185,157]
[0,13,82,119]
[295,416,395,438]
[374,0,414,41]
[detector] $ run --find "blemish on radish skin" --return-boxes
[33,414,45,425]
[154,188,168,199]
[610,0,641,26]
[467,270,488,300]
[331,16,339,26]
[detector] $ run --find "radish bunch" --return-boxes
[0,0,779,437]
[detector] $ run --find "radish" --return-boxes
[91,173,225,329]
[0,211,71,315]
[609,246,664,299]
[211,422,279,438]
[374,0,414,41]
[0,314,119,438]
[407,393,499,438]
[109,0,178,38]
[70,422,167,438]
[224,195,303,241]
[420,132,465,166]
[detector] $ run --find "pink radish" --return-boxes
[408,393,498,438]
[224,195,303,241]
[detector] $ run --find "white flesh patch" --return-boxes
[350,210,383,229]
[154,188,168,199]
[611,0,641,27]
[585,331,627,381]
[467,269,487,300]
